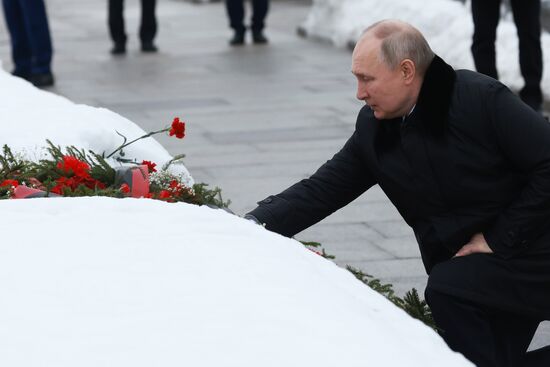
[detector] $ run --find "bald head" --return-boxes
[351,20,431,119]
[358,20,434,76]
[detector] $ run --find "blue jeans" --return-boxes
[2,0,53,75]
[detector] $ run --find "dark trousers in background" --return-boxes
[1,0,53,75]
[108,0,157,45]
[471,0,543,110]
[225,0,268,33]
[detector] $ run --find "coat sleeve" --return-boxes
[483,84,550,258]
[246,129,376,237]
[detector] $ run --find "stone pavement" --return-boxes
[0,0,548,348]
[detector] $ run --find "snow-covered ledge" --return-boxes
[299,0,550,96]
[0,62,472,366]
[0,65,193,186]
[0,198,473,366]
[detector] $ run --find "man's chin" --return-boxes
[373,110,388,119]
[373,109,399,120]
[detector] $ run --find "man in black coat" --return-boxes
[246,20,550,367]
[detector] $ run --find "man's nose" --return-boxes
[356,83,369,100]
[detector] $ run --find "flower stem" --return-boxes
[106,128,168,159]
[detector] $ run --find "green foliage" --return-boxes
[162,154,186,171]
[347,265,436,330]
[192,183,231,208]
[0,145,26,179]
[299,241,336,259]
[45,140,116,185]
[299,240,436,330]
[0,142,116,187]
[402,288,437,330]
[346,266,402,305]
[0,143,230,208]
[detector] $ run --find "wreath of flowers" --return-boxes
[0,117,229,207]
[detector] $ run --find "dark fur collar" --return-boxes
[412,55,456,135]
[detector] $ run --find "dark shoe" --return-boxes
[30,72,55,87]
[229,31,245,46]
[11,70,31,81]
[252,31,268,44]
[111,43,126,55]
[141,41,158,53]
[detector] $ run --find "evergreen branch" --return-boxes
[162,154,186,170]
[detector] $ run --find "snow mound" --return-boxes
[0,198,472,366]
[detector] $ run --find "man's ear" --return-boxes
[400,59,416,85]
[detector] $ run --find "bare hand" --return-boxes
[454,233,493,257]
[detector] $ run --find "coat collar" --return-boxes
[411,55,456,135]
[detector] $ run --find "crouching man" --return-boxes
[246,20,550,367]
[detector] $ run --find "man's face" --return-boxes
[351,39,409,120]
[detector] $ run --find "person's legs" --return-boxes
[225,0,245,45]
[491,311,540,366]
[139,0,157,49]
[108,0,126,47]
[2,0,32,77]
[250,0,268,33]
[250,0,268,43]
[471,0,501,79]
[510,0,543,111]
[225,0,245,33]
[18,0,53,75]
[425,255,543,367]
[425,288,499,367]
[426,287,540,367]
[525,345,550,367]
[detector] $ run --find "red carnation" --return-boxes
[57,156,91,178]
[159,190,171,199]
[51,177,72,195]
[168,179,186,196]
[0,179,19,188]
[120,183,130,194]
[141,160,157,173]
[169,117,186,139]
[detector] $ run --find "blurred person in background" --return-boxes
[108,0,158,54]
[471,0,543,112]
[2,0,54,87]
[225,0,269,46]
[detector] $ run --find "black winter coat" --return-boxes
[248,56,550,280]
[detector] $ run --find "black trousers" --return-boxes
[108,0,157,45]
[425,253,550,367]
[471,0,543,110]
[225,0,268,33]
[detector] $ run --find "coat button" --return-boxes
[262,197,273,204]
[507,230,515,239]
[520,240,528,246]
